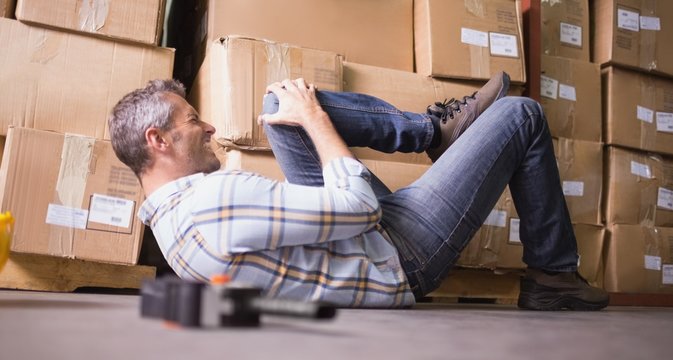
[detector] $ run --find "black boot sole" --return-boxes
[518,279,609,311]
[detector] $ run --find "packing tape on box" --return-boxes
[47,134,95,257]
[639,76,658,152]
[78,0,110,32]
[265,42,292,84]
[464,0,485,18]
[639,0,658,71]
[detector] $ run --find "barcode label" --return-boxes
[88,194,134,228]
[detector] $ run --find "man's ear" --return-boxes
[145,127,169,152]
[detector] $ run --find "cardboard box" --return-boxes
[190,36,343,150]
[215,146,285,182]
[171,0,413,88]
[0,0,15,18]
[603,66,673,156]
[541,55,602,142]
[542,0,590,61]
[592,0,673,77]
[603,146,673,227]
[15,0,166,45]
[0,17,174,139]
[0,127,145,264]
[605,224,673,294]
[553,138,603,225]
[414,0,526,83]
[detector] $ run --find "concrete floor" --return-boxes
[1,290,672,360]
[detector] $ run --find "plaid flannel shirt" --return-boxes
[138,157,415,308]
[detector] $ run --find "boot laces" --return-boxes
[431,92,477,123]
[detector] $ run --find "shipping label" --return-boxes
[489,32,519,57]
[484,209,507,228]
[657,187,673,210]
[559,22,582,47]
[562,181,584,197]
[461,28,489,47]
[645,255,662,271]
[508,218,521,244]
[558,84,577,101]
[640,16,661,31]
[88,194,134,229]
[618,8,640,32]
[637,105,654,123]
[540,75,559,99]
[663,264,673,285]
[630,161,653,179]
[46,204,88,230]
[656,112,673,133]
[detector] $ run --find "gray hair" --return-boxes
[108,79,186,177]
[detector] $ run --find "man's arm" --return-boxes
[257,78,353,166]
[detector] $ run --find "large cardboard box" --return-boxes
[15,0,166,45]
[190,36,343,150]
[0,17,174,139]
[603,66,673,156]
[553,138,603,225]
[542,0,590,61]
[541,55,602,142]
[603,146,673,227]
[605,224,673,294]
[0,128,145,264]
[592,0,673,77]
[0,0,15,18]
[414,0,526,83]
[173,0,413,88]
[215,146,285,182]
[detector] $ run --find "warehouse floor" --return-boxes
[0,290,672,360]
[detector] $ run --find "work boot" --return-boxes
[425,71,510,162]
[517,268,610,311]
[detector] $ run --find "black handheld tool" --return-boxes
[140,276,337,328]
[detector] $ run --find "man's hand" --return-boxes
[258,78,353,166]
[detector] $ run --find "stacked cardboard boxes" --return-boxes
[0,0,14,18]
[592,0,673,294]
[0,2,174,266]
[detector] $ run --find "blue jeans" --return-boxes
[262,91,578,299]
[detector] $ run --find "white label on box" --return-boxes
[562,181,584,197]
[657,187,673,210]
[540,75,559,99]
[484,209,507,228]
[489,32,519,57]
[618,8,640,32]
[656,112,673,133]
[558,84,577,101]
[645,255,662,271]
[461,27,489,47]
[87,194,134,228]
[663,265,673,285]
[559,22,582,47]
[630,161,653,179]
[640,16,661,31]
[637,105,654,123]
[509,218,521,244]
[46,204,88,230]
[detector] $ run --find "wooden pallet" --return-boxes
[424,268,523,304]
[0,252,156,292]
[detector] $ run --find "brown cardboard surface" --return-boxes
[604,224,673,294]
[541,55,602,142]
[414,0,526,83]
[602,66,673,156]
[0,128,145,265]
[174,0,412,88]
[0,0,15,18]
[0,17,174,139]
[604,146,673,227]
[190,36,343,150]
[592,0,673,77]
[15,0,165,45]
[541,0,590,61]
[215,147,285,182]
[553,138,603,225]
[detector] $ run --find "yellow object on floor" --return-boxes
[0,212,14,272]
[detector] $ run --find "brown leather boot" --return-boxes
[518,268,610,311]
[426,71,510,162]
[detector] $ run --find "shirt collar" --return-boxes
[137,173,205,225]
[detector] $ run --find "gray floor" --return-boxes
[1,290,672,360]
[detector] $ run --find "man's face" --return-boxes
[163,93,221,175]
